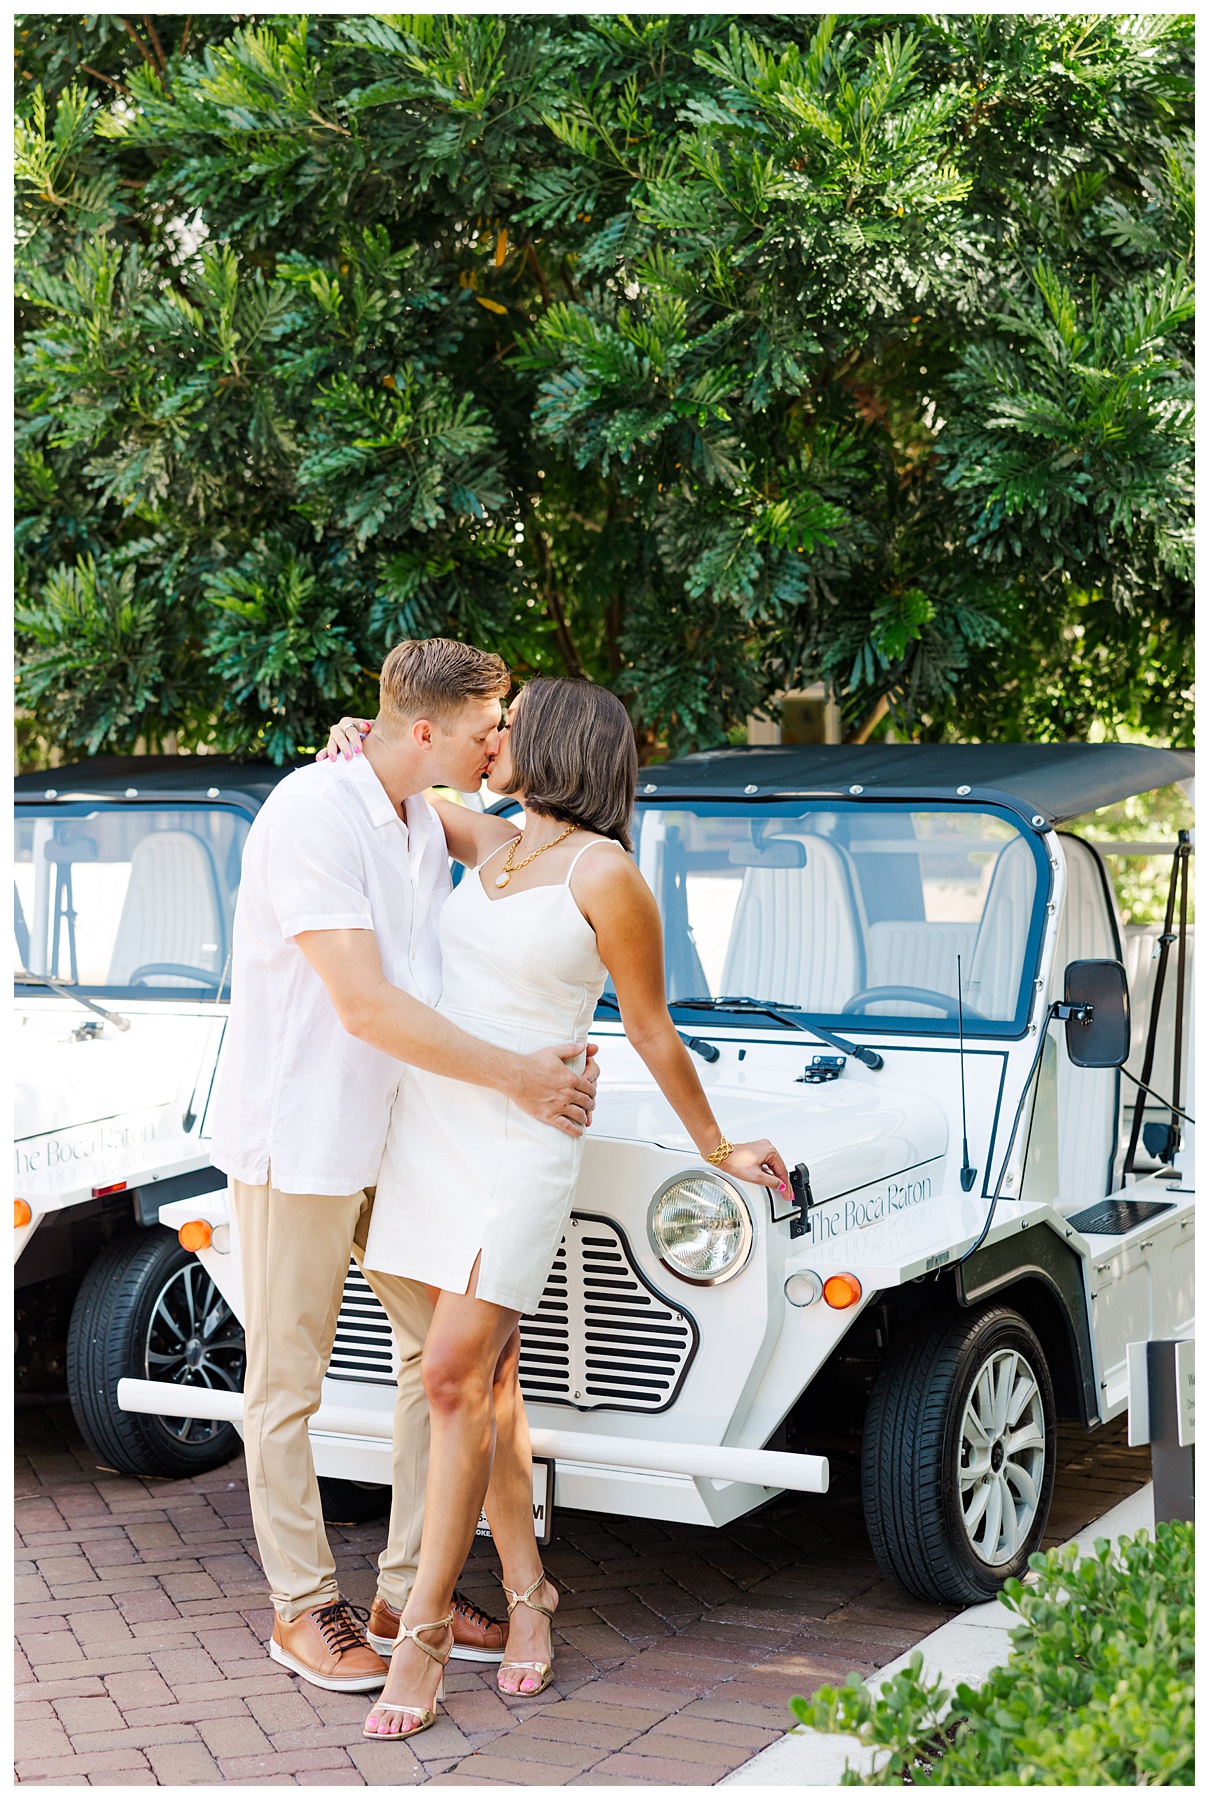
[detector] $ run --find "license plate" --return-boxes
[475,1456,553,1547]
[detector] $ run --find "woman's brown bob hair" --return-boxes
[505,678,638,852]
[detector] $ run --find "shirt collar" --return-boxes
[344,750,406,830]
[404,791,442,853]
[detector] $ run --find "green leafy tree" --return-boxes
[16,13,1193,763]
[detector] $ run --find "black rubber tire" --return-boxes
[66,1227,245,1478]
[861,1304,1057,1605]
[318,1478,390,1524]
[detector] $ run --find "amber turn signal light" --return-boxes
[178,1219,212,1252]
[822,1272,862,1309]
[15,1199,32,1228]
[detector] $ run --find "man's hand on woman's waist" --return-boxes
[296,929,600,1134]
[502,1041,599,1137]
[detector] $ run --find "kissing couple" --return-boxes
[208,636,787,1741]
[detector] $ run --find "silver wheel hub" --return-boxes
[957,1345,1046,1567]
[143,1262,245,1444]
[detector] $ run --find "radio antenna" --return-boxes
[957,954,977,1192]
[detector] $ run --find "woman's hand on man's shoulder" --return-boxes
[318,717,373,762]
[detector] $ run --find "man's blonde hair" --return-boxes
[377,638,510,735]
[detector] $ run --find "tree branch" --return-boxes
[142,15,169,76]
[309,110,352,137]
[524,240,553,310]
[605,592,624,676]
[81,64,132,96]
[529,525,589,679]
[117,17,159,75]
[845,692,891,744]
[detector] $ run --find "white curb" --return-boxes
[724,1483,1156,1786]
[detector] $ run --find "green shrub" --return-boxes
[791,1521,1193,1785]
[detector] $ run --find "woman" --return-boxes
[321,679,788,1741]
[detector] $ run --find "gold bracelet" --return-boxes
[706,1137,734,1167]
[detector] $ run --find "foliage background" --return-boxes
[16,12,1194,763]
[793,1520,1194,1785]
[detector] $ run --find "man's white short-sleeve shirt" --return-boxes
[208,754,451,1194]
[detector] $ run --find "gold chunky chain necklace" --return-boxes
[494,822,578,889]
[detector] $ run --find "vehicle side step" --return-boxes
[1066,1197,1175,1236]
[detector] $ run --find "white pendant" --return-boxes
[495,874,510,888]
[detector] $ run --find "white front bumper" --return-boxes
[116,1377,829,1519]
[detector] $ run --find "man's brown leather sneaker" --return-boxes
[269,1598,387,1691]
[368,1589,507,1663]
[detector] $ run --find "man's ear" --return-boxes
[411,717,436,751]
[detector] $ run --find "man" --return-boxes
[208,638,598,1691]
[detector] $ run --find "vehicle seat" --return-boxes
[966,835,1037,1021]
[866,921,979,1013]
[1123,920,1194,1070]
[720,834,863,1010]
[107,831,226,986]
[1052,834,1123,1207]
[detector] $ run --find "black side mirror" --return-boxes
[1062,959,1130,1068]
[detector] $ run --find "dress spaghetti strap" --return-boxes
[478,833,520,873]
[563,837,623,883]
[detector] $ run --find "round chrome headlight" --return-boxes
[647,1172,753,1285]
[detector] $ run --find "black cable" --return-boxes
[1170,836,1190,1140]
[1123,834,1189,1173]
[1118,1067,1195,1128]
[954,1014,1053,1269]
[956,952,976,1191]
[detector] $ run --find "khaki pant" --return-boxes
[230,1177,432,1621]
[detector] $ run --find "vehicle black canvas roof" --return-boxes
[15,741,1193,825]
[640,742,1194,822]
[14,755,298,810]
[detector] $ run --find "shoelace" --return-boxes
[313,1599,372,1656]
[452,1589,498,1633]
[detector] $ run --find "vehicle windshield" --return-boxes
[14,805,249,996]
[632,801,1047,1036]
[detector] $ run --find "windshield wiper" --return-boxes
[596,992,720,1064]
[672,995,883,1072]
[15,969,130,1032]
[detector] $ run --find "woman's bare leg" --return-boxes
[483,1331,558,1694]
[365,1271,520,1737]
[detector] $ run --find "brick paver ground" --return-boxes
[15,1401,1149,1785]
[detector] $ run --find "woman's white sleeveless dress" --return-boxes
[364,837,618,1313]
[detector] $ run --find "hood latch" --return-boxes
[771,1162,816,1239]
[797,1054,846,1084]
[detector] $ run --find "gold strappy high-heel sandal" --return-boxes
[362,1613,453,1740]
[497,1570,557,1697]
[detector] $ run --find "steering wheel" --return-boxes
[844,984,986,1020]
[128,963,222,988]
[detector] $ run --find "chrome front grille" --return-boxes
[328,1263,396,1385]
[326,1216,697,1414]
[518,1214,697,1414]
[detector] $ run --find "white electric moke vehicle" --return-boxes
[20,743,1192,1604]
[14,759,285,1481]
